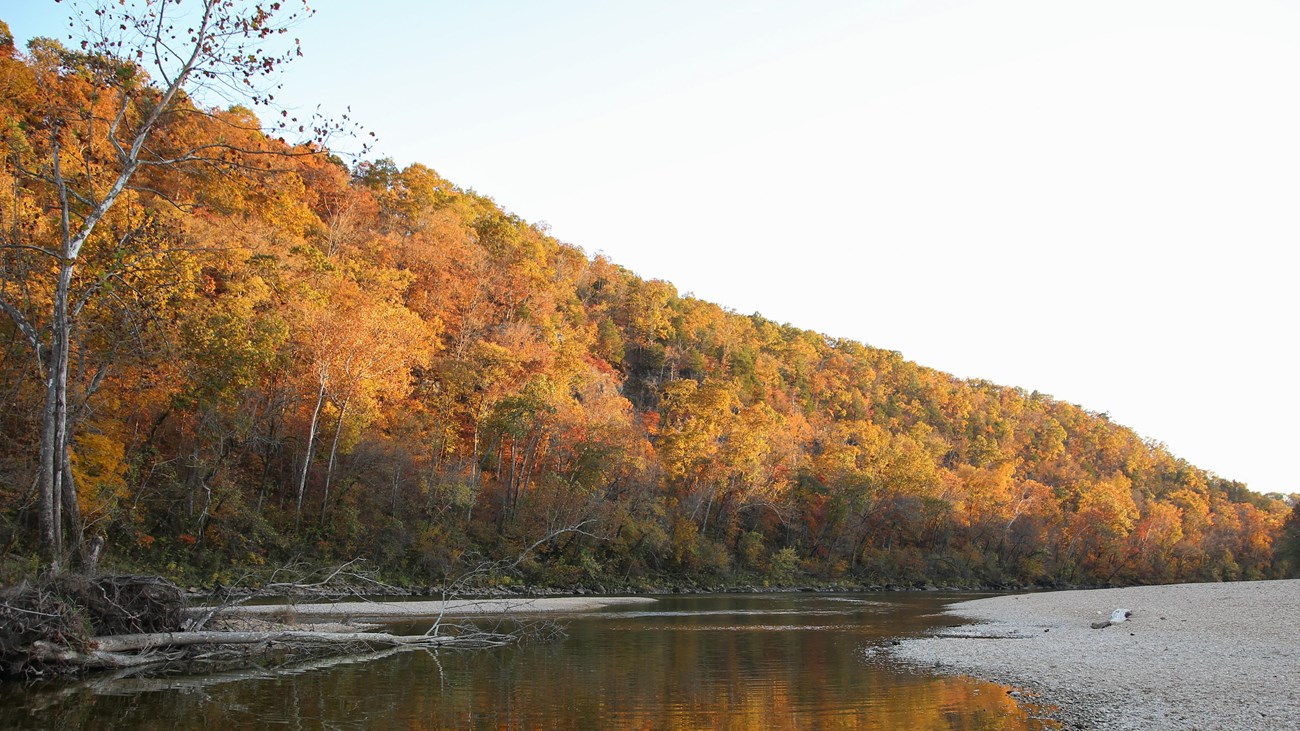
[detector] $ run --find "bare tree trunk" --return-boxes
[295,376,327,530]
[431,418,445,476]
[186,441,203,519]
[53,291,70,557]
[61,446,84,564]
[36,259,75,572]
[511,430,542,523]
[320,398,349,526]
[195,437,230,552]
[507,436,518,513]
[80,534,106,574]
[470,423,481,484]
[390,462,402,516]
[37,374,60,572]
[701,485,716,537]
[496,436,516,532]
[526,432,545,487]
[256,413,279,515]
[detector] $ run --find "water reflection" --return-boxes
[0,594,1054,730]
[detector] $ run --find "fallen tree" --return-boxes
[0,572,516,677]
[25,647,407,707]
[94,629,471,654]
[21,626,512,673]
[0,574,189,676]
[2,524,602,678]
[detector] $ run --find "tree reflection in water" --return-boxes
[1,594,1057,730]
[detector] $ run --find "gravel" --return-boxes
[211,595,657,621]
[888,579,1300,730]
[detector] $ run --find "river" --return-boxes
[1,592,1055,729]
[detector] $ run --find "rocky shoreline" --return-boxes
[887,580,1300,731]
[191,578,1084,605]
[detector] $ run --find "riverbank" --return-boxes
[0,574,658,678]
[888,579,1300,730]
[203,595,657,621]
[190,579,1025,602]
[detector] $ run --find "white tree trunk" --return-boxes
[320,398,349,525]
[295,376,328,530]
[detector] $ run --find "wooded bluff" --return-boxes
[1,23,1296,590]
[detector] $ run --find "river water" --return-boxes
[1,592,1054,729]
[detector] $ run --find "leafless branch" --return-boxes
[0,295,43,357]
[0,244,62,259]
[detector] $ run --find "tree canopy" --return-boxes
[0,8,1292,588]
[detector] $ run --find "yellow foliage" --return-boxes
[70,432,129,519]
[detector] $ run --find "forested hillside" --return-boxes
[1,22,1294,589]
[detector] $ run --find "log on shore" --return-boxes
[25,641,178,671]
[94,629,461,653]
[21,627,512,673]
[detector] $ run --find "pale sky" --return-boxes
[8,1,1298,495]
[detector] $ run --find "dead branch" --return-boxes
[95,629,465,653]
[185,558,406,632]
[24,640,180,671]
[16,625,513,675]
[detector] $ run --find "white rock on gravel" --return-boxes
[889,579,1300,731]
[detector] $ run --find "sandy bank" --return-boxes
[889,579,1300,730]
[207,595,657,621]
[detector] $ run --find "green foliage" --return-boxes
[737,531,766,571]
[769,547,801,583]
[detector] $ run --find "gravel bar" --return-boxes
[889,579,1300,730]
[207,596,657,620]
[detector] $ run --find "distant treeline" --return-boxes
[2,25,1296,588]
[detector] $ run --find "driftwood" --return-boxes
[20,647,408,714]
[2,568,521,677]
[19,626,512,673]
[1,571,515,676]
[24,641,176,670]
[4,526,597,678]
[95,629,494,653]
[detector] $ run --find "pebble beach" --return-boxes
[890,580,1300,730]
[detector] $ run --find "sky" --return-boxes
[6,0,1298,495]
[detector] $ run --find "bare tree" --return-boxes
[0,0,357,572]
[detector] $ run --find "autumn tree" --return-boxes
[0,0,335,571]
[0,8,1288,587]
[1281,502,1300,575]
[287,276,433,529]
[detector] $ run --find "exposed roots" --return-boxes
[1,573,526,679]
[1,575,185,677]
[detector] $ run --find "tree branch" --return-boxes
[0,243,62,260]
[0,295,43,357]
